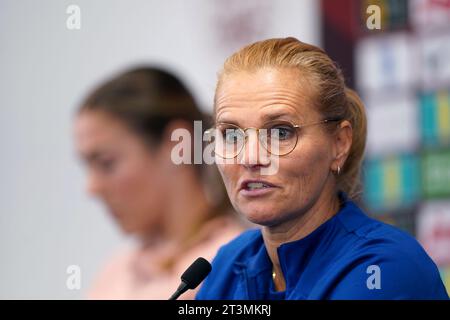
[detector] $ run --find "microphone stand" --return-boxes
[168,281,189,300]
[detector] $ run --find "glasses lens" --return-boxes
[214,124,245,158]
[260,122,298,156]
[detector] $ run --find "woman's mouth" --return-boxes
[239,180,278,197]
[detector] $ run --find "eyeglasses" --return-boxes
[204,118,341,159]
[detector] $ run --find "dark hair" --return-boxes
[80,66,209,147]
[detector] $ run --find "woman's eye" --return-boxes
[97,159,116,173]
[223,129,241,144]
[270,126,294,140]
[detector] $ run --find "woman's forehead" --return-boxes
[215,71,317,124]
[215,68,316,121]
[217,68,310,95]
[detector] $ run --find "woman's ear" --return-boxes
[331,120,352,171]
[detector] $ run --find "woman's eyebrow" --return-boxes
[216,113,304,126]
[215,119,240,126]
[261,112,301,122]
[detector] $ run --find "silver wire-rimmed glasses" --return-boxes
[204,118,341,159]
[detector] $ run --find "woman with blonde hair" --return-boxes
[196,37,448,299]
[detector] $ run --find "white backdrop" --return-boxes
[0,0,320,299]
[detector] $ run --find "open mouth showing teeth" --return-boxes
[246,182,271,190]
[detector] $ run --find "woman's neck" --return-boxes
[163,168,212,245]
[262,185,341,291]
[138,167,213,250]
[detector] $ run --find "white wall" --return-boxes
[0,0,320,299]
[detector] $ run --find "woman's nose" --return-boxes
[239,130,271,168]
[86,173,104,197]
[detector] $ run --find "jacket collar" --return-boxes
[234,192,369,297]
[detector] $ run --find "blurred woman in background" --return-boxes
[74,67,244,299]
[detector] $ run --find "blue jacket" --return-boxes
[197,196,449,300]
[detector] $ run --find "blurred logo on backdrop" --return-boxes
[211,0,272,52]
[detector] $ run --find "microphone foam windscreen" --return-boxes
[181,257,212,289]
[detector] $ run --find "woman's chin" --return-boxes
[238,205,284,226]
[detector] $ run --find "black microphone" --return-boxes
[168,257,212,300]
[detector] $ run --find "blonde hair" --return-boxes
[215,37,367,199]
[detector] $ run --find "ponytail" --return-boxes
[338,87,367,199]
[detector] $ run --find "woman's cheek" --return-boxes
[282,151,317,197]
[217,164,234,196]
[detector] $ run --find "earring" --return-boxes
[337,165,341,175]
